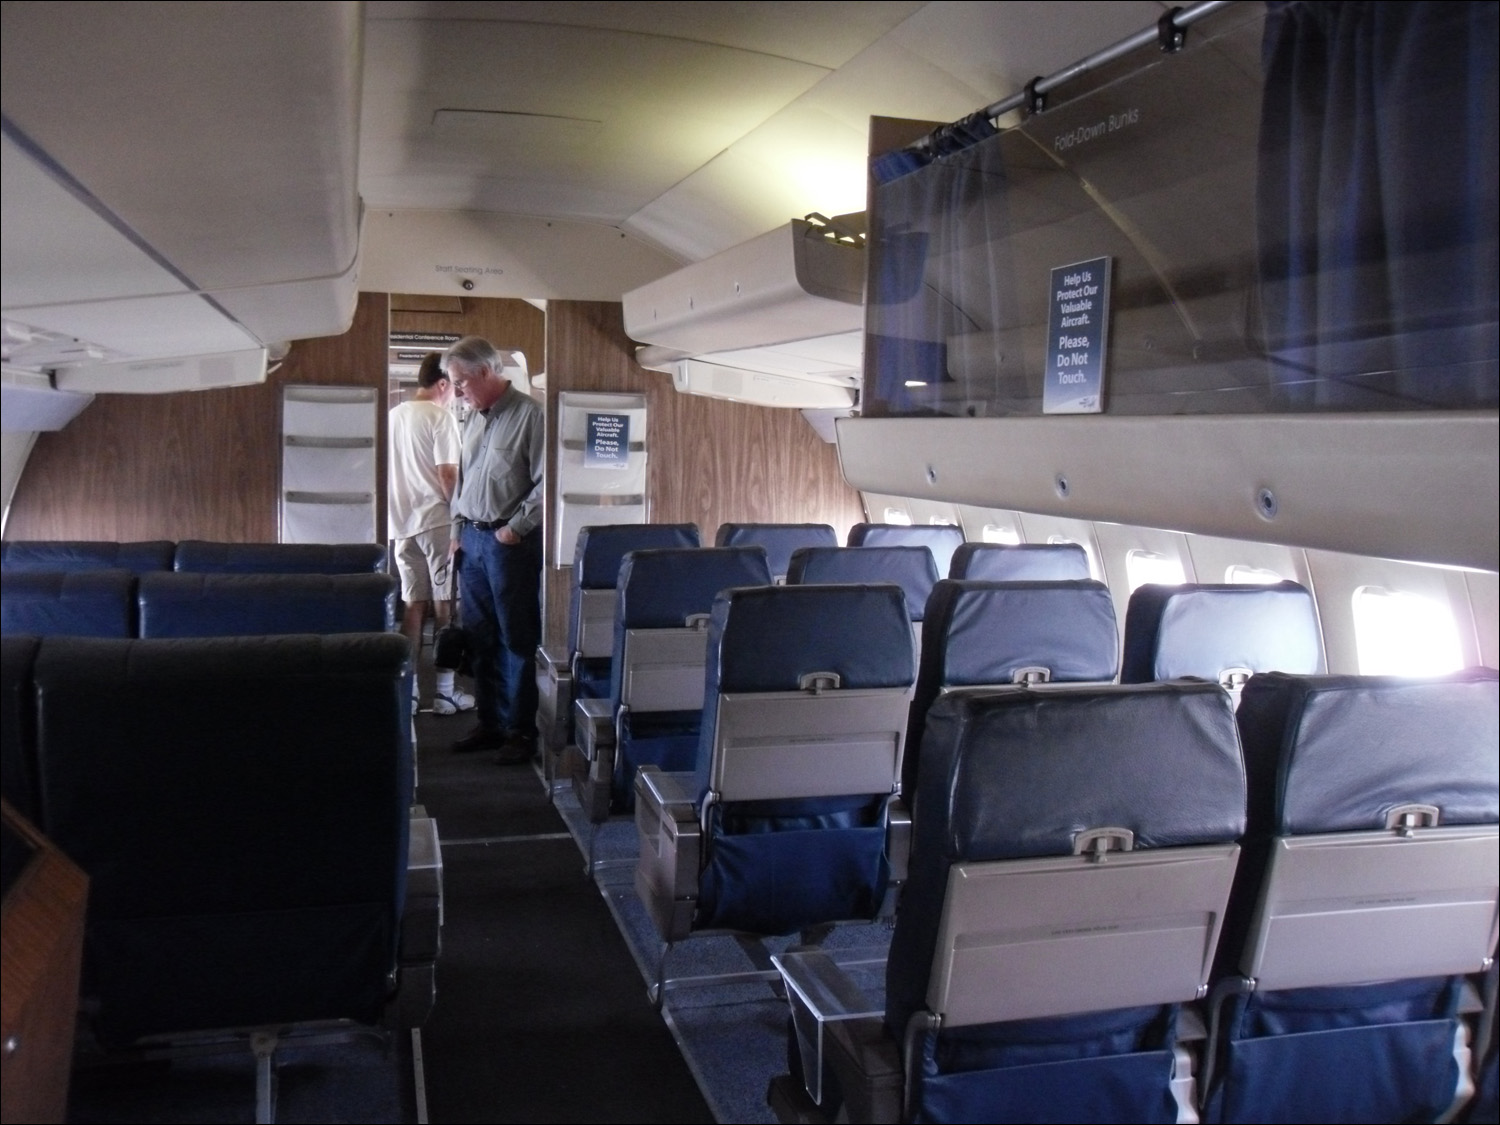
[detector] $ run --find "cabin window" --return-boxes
[1351,586,1465,677]
[928,516,956,526]
[1225,564,1286,585]
[882,507,913,526]
[982,523,1021,545]
[1125,550,1186,592]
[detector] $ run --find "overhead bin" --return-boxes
[623,218,864,409]
[0,2,363,390]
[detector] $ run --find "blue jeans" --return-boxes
[457,523,541,735]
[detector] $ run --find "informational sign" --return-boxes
[388,332,461,381]
[1043,257,1112,414]
[585,412,630,469]
[556,392,648,567]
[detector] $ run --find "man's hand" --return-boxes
[495,526,521,546]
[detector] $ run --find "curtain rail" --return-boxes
[911,0,1238,153]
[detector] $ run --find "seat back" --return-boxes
[1121,581,1323,696]
[714,523,837,583]
[137,572,397,637]
[906,580,1119,796]
[0,540,174,575]
[1204,669,1499,1123]
[949,542,1091,581]
[570,523,700,664]
[607,547,771,802]
[691,583,915,935]
[0,570,136,638]
[34,633,413,1049]
[846,523,965,581]
[173,540,387,574]
[887,682,1245,1123]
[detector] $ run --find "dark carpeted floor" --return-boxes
[413,699,713,1124]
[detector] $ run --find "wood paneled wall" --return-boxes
[541,301,864,645]
[6,292,389,543]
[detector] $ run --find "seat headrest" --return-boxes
[1237,669,1499,835]
[0,540,174,575]
[846,523,966,578]
[786,546,939,621]
[1122,582,1323,683]
[137,572,397,637]
[922,580,1119,686]
[573,523,700,587]
[714,523,838,579]
[173,540,386,574]
[709,583,915,693]
[0,570,135,638]
[920,682,1246,859]
[615,548,771,630]
[949,542,1091,581]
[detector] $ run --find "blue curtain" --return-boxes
[1257,0,1499,408]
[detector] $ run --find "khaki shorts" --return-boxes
[394,525,453,602]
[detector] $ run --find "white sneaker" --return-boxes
[432,688,476,715]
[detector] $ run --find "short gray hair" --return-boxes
[444,335,504,376]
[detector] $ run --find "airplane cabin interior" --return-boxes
[1,2,1496,1123]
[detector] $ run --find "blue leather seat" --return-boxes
[635,583,915,970]
[539,524,701,769]
[905,580,1118,797]
[137,572,397,637]
[0,540,174,574]
[569,524,700,701]
[949,542,1091,581]
[33,633,415,1050]
[173,539,386,574]
[572,546,771,820]
[0,570,136,638]
[846,523,966,582]
[1121,581,1323,700]
[715,523,838,582]
[1202,669,1499,1123]
[847,681,1245,1123]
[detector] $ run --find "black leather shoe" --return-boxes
[494,732,534,765]
[454,726,506,754]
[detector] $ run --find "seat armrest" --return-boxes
[401,811,443,964]
[825,1016,903,1125]
[536,645,574,752]
[396,810,443,1028]
[885,796,912,887]
[572,697,617,822]
[574,696,615,758]
[634,766,701,941]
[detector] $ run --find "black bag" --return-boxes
[433,624,471,674]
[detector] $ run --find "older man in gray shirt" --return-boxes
[444,336,545,762]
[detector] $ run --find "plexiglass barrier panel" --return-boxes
[865,2,1498,418]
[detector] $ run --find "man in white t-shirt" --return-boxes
[389,352,472,713]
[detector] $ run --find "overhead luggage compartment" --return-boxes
[622,218,864,410]
[0,2,364,392]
